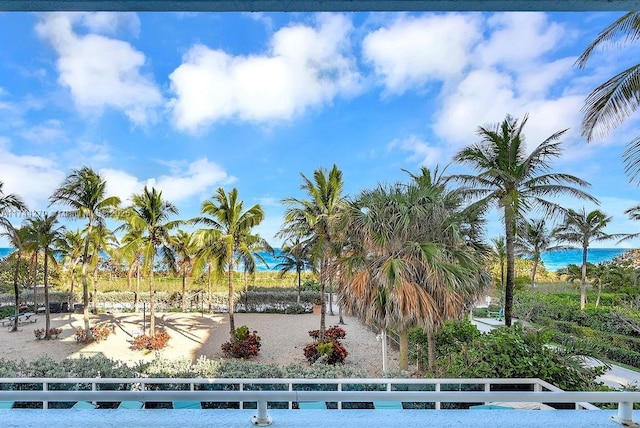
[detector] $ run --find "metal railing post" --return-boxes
[435,382,440,410]
[43,381,48,409]
[251,400,272,426]
[613,401,634,426]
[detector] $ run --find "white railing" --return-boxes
[0,377,635,426]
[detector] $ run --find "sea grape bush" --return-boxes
[304,325,348,365]
[74,324,112,343]
[221,325,261,359]
[34,328,62,340]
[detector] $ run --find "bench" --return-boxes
[1,312,38,327]
[486,308,504,321]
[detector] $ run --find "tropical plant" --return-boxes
[339,167,490,371]
[117,186,178,336]
[281,165,345,338]
[575,12,640,183]
[221,325,262,359]
[194,187,265,342]
[86,222,117,314]
[273,238,312,304]
[24,212,64,338]
[0,225,30,332]
[50,167,121,336]
[169,230,197,312]
[516,218,562,290]
[57,229,84,311]
[0,181,27,232]
[453,114,596,326]
[554,208,620,310]
[491,236,506,300]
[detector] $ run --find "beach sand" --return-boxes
[0,311,399,377]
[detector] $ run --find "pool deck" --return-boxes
[0,409,634,428]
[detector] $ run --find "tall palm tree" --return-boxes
[117,186,178,336]
[50,167,121,335]
[516,218,563,290]
[238,233,273,310]
[1,225,30,332]
[554,208,619,310]
[453,114,597,326]
[57,229,84,311]
[339,170,489,371]
[170,229,197,312]
[281,165,345,337]
[274,238,313,304]
[24,212,64,338]
[575,12,640,183]
[191,228,224,314]
[86,222,117,314]
[194,187,265,342]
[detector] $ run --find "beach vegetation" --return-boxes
[221,325,261,359]
[116,186,179,337]
[453,113,597,326]
[516,218,564,290]
[339,167,489,371]
[280,164,346,338]
[304,325,348,365]
[50,167,121,339]
[193,187,265,343]
[554,208,621,309]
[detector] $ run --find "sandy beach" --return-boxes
[0,311,399,377]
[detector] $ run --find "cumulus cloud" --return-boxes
[168,14,361,132]
[388,135,443,166]
[363,14,481,94]
[0,138,65,210]
[35,13,161,125]
[20,120,67,143]
[101,158,234,204]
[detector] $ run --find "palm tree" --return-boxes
[117,186,178,336]
[170,229,197,312]
[0,225,30,332]
[274,238,312,304]
[281,165,345,338]
[339,170,489,371]
[57,229,84,311]
[0,181,28,232]
[453,114,597,326]
[50,167,121,335]
[86,222,117,314]
[575,12,640,183]
[554,208,619,310]
[24,212,64,338]
[191,228,224,314]
[194,187,265,342]
[516,218,562,291]
[238,233,273,310]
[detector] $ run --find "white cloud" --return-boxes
[101,158,235,204]
[0,138,65,211]
[20,120,67,143]
[388,135,443,167]
[35,13,162,125]
[363,14,481,94]
[169,14,361,132]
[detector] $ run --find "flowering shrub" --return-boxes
[74,324,112,343]
[304,325,348,365]
[34,328,63,340]
[221,325,261,359]
[132,331,170,351]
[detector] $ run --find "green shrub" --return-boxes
[221,326,261,359]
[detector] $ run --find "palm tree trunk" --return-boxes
[596,282,602,307]
[69,266,76,312]
[426,328,436,373]
[150,264,156,337]
[44,248,51,339]
[530,258,539,292]
[181,271,187,312]
[580,244,588,310]
[92,267,98,314]
[81,223,92,337]
[504,208,516,327]
[296,267,301,305]
[228,263,235,342]
[207,263,212,313]
[319,258,327,338]
[32,252,38,314]
[399,329,409,371]
[11,251,21,333]
[134,262,140,313]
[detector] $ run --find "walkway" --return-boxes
[471,317,640,390]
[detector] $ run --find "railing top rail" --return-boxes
[0,390,636,404]
[0,377,548,385]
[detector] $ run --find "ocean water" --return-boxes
[0,247,629,273]
[540,248,628,272]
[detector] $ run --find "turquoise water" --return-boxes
[0,247,629,272]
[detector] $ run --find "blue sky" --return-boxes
[0,11,639,248]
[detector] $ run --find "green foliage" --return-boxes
[304,326,348,365]
[132,331,171,351]
[222,326,261,359]
[434,320,605,391]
